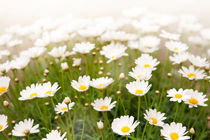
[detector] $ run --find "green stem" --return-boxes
[141,121,148,140]
[136,97,141,137]
[173,102,179,121]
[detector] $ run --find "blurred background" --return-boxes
[0,0,210,33]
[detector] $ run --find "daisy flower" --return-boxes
[160,30,180,40]
[61,62,69,71]
[135,54,160,71]
[178,65,206,80]
[169,52,188,64]
[111,115,140,136]
[160,122,190,140]
[20,47,46,59]
[139,36,160,53]
[188,54,209,68]
[128,66,152,80]
[42,130,67,140]
[90,77,114,90]
[0,114,8,132]
[72,58,81,67]
[55,101,75,115]
[48,45,66,59]
[19,83,42,100]
[71,75,91,92]
[10,56,31,70]
[0,76,10,96]
[167,88,189,103]
[91,97,117,112]
[126,80,152,96]
[165,41,188,53]
[12,119,40,137]
[127,40,139,50]
[183,89,208,108]
[72,42,95,54]
[144,109,166,126]
[40,82,60,98]
[100,43,128,63]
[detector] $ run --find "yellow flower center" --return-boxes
[100,105,109,110]
[175,94,182,99]
[0,125,3,130]
[99,84,102,87]
[112,56,115,59]
[46,91,52,95]
[137,75,142,78]
[170,132,179,140]
[79,85,87,91]
[151,118,158,124]
[0,86,6,94]
[174,47,178,51]
[187,73,196,78]
[135,90,143,95]
[61,107,68,111]
[144,64,151,68]
[29,93,37,98]
[121,126,130,133]
[189,98,198,104]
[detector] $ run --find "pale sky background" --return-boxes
[0,0,210,33]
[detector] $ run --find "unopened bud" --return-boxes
[118,63,122,67]
[97,120,104,130]
[84,103,89,107]
[119,73,125,80]
[56,126,61,130]
[45,102,50,106]
[63,97,71,105]
[106,72,111,76]
[100,67,104,71]
[3,100,9,107]
[116,91,121,95]
[155,90,160,94]
[42,78,46,82]
[98,71,103,75]
[189,128,195,135]
[7,133,12,136]
[54,116,59,120]
[15,78,19,82]
[167,73,172,77]
[92,52,96,55]
[99,60,103,64]
[61,62,69,71]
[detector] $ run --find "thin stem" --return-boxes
[141,121,148,140]
[173,102,179,121]
[136,97,141,138]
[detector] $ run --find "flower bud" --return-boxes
[97,120,104,130]
[63,97,71,105]
[119,73,125,80]
[61,62,69,71]
[3,100,9,107]
[189,128,195,135]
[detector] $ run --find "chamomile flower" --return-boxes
[135,54,160,71]
[42,130,67,140]
[12,119,40,137]
[10,56,31,70]
[91,97,116,111]
[160,30,180,40]
[48,45,66,59]
[20,47,46,59]
[127,40,139,50]
[40,82,60,98]
[183,89,208,108]
[71,75,90,92]
[55,101,75,115]
[167,88,189,103]
[72,58,81,67]
[19,83,42,100]
[73,42,95,54]
[169,52,188,64]
[139,36,160,53]
[144,109,166,126]
[90,77,114,90]
[128,66,152,80]
[160,122,190,140]
[0,114,8,132]
[178,65,206,80]
[0,76,10,96]
[61,62,69,71]
[126,80,152,96]
[100,43,128,63]
[188,54,209,68]
[111,115,140,136]
[165,41,188,53]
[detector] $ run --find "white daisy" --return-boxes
[48,45,66,59]
[72,42,95,54]
[188,54,209,68]
[40,82,60,98]
[160,30,180,40]
[178,65,206,80]
[12,119,40,137]
[167,88,189,103]
[0,76,10,96]
[42,130,67,140]
[128,66,152,80]
[161,122,190,140]
[10,56,31,70]
[135,54,160,71]
[91,97,116,112]
[0,61,11,73]
[126,80,152,96]
[183,89,208,108]
[0,114,8,132]
[165,41,188,53]
[100,43,128,63]
[19,83,42,100]
[169,52,188,64]
[144,109,166,127]
[127,40,139,50]
[111,115,140,136]
[139,36,160,53]
[90,77,114,90]
[61,62,69,71]
[71,75,90,92]
[20,47,46,59]
[72,58,81,67]
[55,101,75,115]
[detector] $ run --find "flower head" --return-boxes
[55,101,75,115]
[0,76,10,96]
[165,41,188,53]
[90,77,114,90]
[73,42,95,54]
[0,114,8,132]
[144,109,166,126]
[167,88,189,103]
[71,75,90,92]
[91,97,116,112]
[42,130,67,140]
